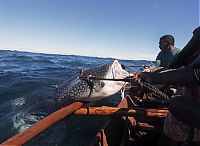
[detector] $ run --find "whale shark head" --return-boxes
[55,60,129,104]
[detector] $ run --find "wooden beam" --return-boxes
[74,107,169,118]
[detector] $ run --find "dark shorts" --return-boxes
[164,113,200,143]
[164,96,200,143]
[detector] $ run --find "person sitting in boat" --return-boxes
[156,34,181,68]
[136,26,200,145]
[143,35,181,72]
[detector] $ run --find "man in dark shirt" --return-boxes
[156,35,180,68]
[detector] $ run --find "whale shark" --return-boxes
[55,60,129,104]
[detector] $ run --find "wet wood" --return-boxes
[74,107,169,118]
[1,102,84,146]
[90,98,129,146]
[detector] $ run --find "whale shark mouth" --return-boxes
[55,60,129,104]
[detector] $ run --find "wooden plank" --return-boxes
[90,98,129,146]
[74,107,169,118]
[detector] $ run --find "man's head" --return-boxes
[159,35,175,51]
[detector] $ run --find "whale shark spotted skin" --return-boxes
[55,60,129,104]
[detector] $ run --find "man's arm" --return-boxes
[138,65,198,86]
[168,26,200,69]
[156,52,161,67]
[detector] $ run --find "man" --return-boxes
[136,27,200,144]
[156,35,180,68]
[143,35,180,72]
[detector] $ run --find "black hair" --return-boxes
[160,35,175,45]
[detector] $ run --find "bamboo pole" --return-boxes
[1,102,84,146]
[74,107,169,118]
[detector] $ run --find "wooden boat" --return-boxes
[87,87,200,146]
[1,83,172,146]
[88,89,169,146]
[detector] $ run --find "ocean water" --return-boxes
[0,50,150,146]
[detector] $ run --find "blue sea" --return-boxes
[0,50,150,146]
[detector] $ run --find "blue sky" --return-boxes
[0,0,199,60]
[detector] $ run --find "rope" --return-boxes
[140,82,170,100]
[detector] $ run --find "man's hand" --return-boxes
[138,72,159,84]
[129,71,159,85]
